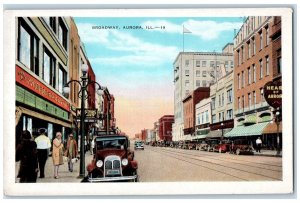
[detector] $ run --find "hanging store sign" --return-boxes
[16,65,70,111]
[263,80,282,108]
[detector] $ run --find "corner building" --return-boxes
[226,16,282,150]
[15,17,71,144]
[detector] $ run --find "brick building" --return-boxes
[182,87,210,139]
[158,115,174,141]
[226,16,282,150]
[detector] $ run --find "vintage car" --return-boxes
[206,139,220,152]
[187,141,197,150]
[213,140,231,153]
[85,134,138,182]
[231,139,254,155]
[134,140,144,150]
[196,141,208,151]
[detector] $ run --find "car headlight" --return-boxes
[96,160,103,168]
[121,158,128,166]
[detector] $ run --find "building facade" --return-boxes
[158,115,174,142]
[195,97,211,139]
[173,45,234,141]
[182,87,210,139]
[226,16,282,150]
[207,70,234,139]
[15,17,71,144]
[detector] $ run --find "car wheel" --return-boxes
[219,148,222,153]
[132,170,139,182]
[236,148,241,155]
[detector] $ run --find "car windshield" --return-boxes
[96,137,128,150]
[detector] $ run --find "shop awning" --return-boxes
[18,106,72,128]
[206,128,232,138]
[224,122,269,137]
[192,134,207,140]
[263,122,282,134]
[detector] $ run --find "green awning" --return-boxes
[206,128,232,138]
[193,134,207,140]
[225,122,269,137]
[244,115,257,124]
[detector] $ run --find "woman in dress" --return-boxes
[52,132,64,179]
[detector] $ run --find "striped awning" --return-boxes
[263,122,282,134]
[225,122,269,137]
[206,128,232,138]
[244,115,257,124]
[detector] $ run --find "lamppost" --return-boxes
[63,64,105,178]
[221,122,224,141]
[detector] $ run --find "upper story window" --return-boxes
[259,31,263,50]
[18,19,39,75]
[185,60,189,66]
[58,64,67,94]
[43,47,56,88]
[259,59,263,79]
[248,67,251,84]
[253,64,256,83]
[211,97,216,110]
[277,49,282,74]
[227,89,233,104]
[252,37,256,55]
[58,18,68,51]
[196,60,200,67]
[265,26,270,46]
[237,73,240,89]
[202,71,207,77]
[196,80,201,87]
[185,70,189,76]
[266,55,270,76]
[247,41,251,59]
[241,71,245,88]
[210,61,215,68]
[196,70,200,77]
[202,61,206,67]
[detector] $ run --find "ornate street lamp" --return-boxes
[275,110,281,156]
[63,64,107,178]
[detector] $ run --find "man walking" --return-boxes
[256,137,262,153]
[64,134,78,172]
[35,128,51,178]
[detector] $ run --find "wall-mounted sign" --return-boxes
[16,65,70,111]
[263,80,282,109]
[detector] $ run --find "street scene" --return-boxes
[14,14,283,184]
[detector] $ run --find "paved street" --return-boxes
[15,145,282,183]
[134,145,282,182]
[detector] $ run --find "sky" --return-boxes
[74,17,244,137]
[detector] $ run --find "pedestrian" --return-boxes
[35,128,51,178]
[52,132,64,179]
[64,134,78,172]
[16,130,39,183]
[256,137,262,153]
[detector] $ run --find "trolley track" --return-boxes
[146,147,282,181]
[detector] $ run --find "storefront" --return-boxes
[15,65,71,145]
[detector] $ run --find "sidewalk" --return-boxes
[15,152,94,183]
[253,149,282,157]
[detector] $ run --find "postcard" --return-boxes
[3,8,293,196]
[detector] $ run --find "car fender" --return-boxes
[87,159,97,172]
[130,160,138,169]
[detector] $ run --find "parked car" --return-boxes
[231,139,254,155]
[85,134,138,182]
[196,141,208,151]
[134,140,144,150]
[206,139,220,152]
[187,141,197,150]
[214,140,231,153]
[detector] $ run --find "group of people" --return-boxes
[16,129,78,183]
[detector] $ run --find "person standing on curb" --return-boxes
[52,132,64,179]
[256,137,262,153]
[64,134,78,172]
[35,128,51,178]
[16,130,39,183]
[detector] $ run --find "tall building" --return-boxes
[15,17,71,144]
[226,16,282,149]
[172,44,234,141]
